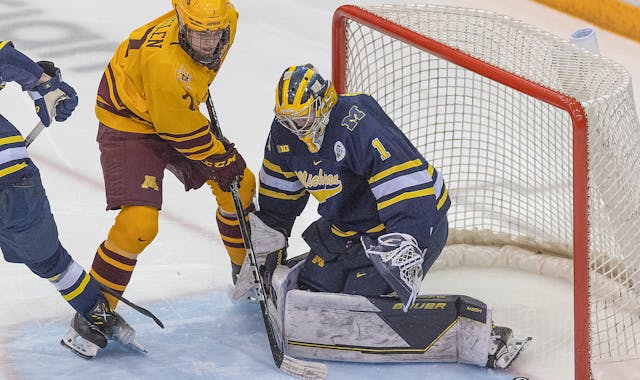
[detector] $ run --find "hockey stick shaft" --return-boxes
[98,283,165,329]
[205,92,327,380]
[25,121,45,147]
[24,93,70,147]
[206,92,278,353]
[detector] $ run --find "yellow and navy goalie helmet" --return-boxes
[173,0,232,70]
[274,64,338,153]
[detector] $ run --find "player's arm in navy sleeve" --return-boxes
[256,126,310,236]
[0,41,44,90]
[350,96,449,248]
[0,41,78,127]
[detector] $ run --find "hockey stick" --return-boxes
[205,92,328,380]
[24,121,45,147]
[98,284,165,329]
[24,93,68,147]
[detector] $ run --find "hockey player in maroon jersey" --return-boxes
[0,40,140,358]
[61,0,256,357]
[233,64,530,369]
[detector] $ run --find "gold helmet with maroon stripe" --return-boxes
[173,0,233,70]
[274,64,337,153]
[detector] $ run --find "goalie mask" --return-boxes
[274,64,338,153]
[173,0,232,70]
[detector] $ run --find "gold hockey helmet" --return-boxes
[274,64,338,152]
[173,0,232,69]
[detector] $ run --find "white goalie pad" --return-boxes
[270,264,493,366]
[231,213,287,301]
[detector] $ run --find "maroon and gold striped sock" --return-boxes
[89,241,137,309]
[216,204,255,267]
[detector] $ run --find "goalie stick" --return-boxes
[205,91,328,380]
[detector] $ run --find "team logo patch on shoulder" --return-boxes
[334,141,346,162]
[176,64,192,91]
[340,105,366,131]
[277,144,290,153]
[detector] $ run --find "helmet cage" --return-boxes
[177,16,230,70]
[275,96,328,138]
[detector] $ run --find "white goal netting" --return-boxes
[334,4,640,377]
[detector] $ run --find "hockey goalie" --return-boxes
[231,64,530,369]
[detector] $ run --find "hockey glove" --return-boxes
[28,61,78,126]
[362,233,425,312]
[203,143,246,192]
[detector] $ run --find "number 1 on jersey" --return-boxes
[372,138,391,160]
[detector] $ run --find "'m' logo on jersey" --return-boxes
[295,169,342,203]
[311,255,325,267]
[341,105,366,131]
[141,175,159,191]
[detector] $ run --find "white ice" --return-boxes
[0,1,638,379]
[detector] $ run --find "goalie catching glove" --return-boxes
[28,61,78,127]
[362,232,425,312]
[202,142,246,192]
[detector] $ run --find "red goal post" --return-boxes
[333,4,640,380]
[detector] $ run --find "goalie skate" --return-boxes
[486,325,531,369]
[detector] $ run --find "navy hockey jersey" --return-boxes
[0,40,42,186]
[258,93,450,249]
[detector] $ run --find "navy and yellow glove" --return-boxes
[28,61,78,126]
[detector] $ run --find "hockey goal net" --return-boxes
[333,4,640,380]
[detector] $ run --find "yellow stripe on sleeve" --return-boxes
[0,135,25,145]
[369,159,424,184]
[0,162,28,178]
[437,188,449,210]
[259,186,307,201]
[263,158,297,178]
[377,188,435,210]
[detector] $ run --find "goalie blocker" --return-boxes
[267,263,530,368]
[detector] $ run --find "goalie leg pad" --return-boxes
[283,291,491,365]
[281,288,493,366]
[272,263,529,367]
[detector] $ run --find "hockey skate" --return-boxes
[486,325,531,369]
[61,298,145,359]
